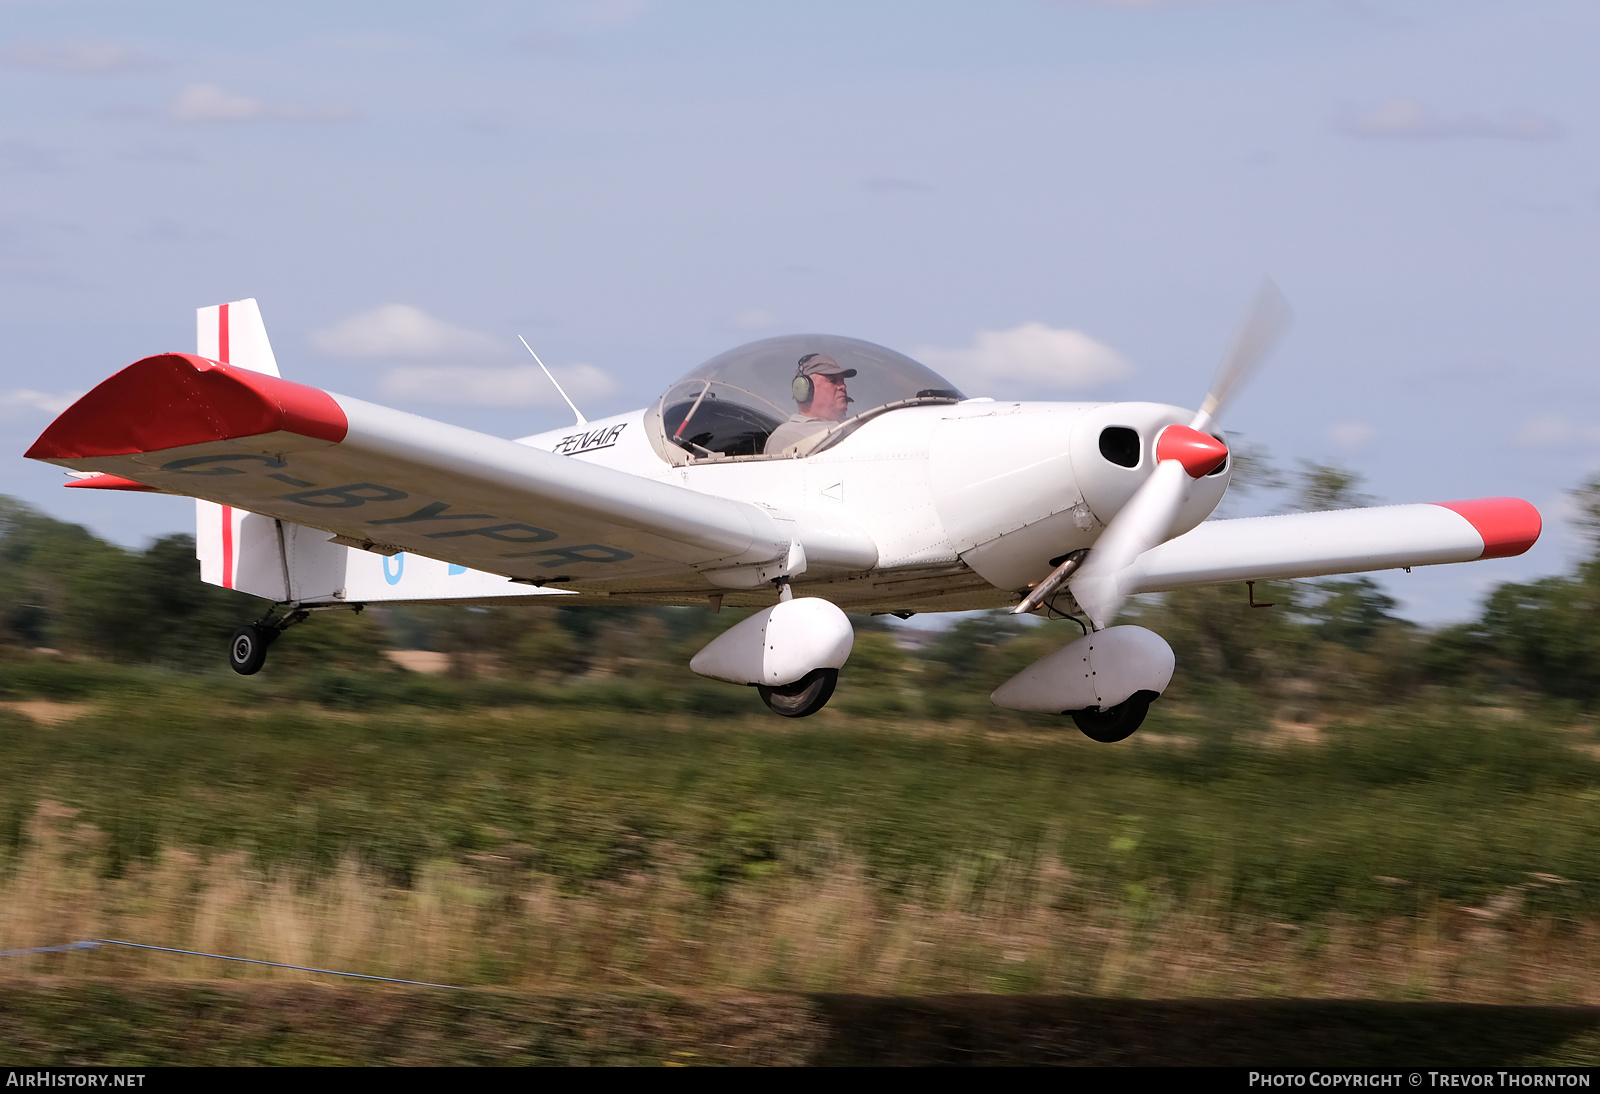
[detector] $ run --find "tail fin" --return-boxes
[197,298,289,595]
[196,298,280,377]
[188,298,543,606]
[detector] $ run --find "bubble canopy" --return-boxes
[654,334,964,460]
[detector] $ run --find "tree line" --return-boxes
[2,463,1596,711]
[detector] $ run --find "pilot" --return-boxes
[764,353,857,454]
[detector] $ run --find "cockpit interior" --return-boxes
[652,334,964,462]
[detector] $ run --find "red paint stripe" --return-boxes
[217,308,234,589]
[221,504,234,589]
[26,353,348,460]
[1433,498,1542,559]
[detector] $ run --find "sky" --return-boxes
[1,0,1596,624]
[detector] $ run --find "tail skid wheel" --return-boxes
[1069,690,1158,743]
[228,624,276,676]
[757,668,839,719]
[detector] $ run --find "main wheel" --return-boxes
[756,668,839,719]
[228,624,273,676]
[1069,690,1158,743]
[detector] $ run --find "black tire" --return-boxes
[756,668,839,719]
[1069,690,1158,743]
[228,624,272,676]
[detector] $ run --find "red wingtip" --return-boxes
[1434,498,1542,559]
[1155,424,1230,478]
[64,474,157,493]
[25,353,347,462]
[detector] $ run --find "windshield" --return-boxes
[657,334,963,459]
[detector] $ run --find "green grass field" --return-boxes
[2,657,1598,1008]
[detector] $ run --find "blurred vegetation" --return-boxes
[4,462,1598,719]
[1,679,1596,926]
[0,465,1597,1001]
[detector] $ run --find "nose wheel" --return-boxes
[1068,690,1158,743]
[756,668,839,718]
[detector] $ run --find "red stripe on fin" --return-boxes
[221,504,234,589]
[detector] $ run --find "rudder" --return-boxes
[194,298,305,598]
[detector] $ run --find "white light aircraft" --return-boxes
[26,292,1540,738]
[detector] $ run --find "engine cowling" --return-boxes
[990,625,1175,714]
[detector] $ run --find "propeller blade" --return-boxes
[1068,457,1191,629]
[1067,425,1228,629]
[1189,278,1293,434]
[1068,282,1290,630]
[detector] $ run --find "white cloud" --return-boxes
[311,304,504,360]
[172,84,265,123]
[382,363,615,407]
[1339,99,1561,142]
[914,322,1132,393]
[170,84,354,124]
[0,389,81,415]
[731,307,779,332]
[1517,414,1600,449]
[6,41,153,73]
[1327,421,1374,451]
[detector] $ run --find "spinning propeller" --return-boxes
[1066,281,1293,629]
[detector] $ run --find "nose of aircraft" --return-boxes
[1154,424,1229,478]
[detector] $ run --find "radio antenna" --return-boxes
[519,335,587,426]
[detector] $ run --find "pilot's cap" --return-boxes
[797,353,857,380]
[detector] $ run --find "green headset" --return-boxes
[792,354,822,404]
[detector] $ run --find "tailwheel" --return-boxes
[757,668,839,719]
[1068,689,1158,743]
[227,624,278,676]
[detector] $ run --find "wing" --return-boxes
[26,353,877,596]
[1130,500,1541,593]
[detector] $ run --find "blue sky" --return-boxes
[2,0,1596,622]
